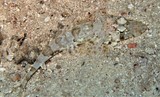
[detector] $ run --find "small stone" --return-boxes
[117,17,127,25]
[127,43,137,48]
[21,61,28,67]
[0,67,5,72]
[117,26,126,32]
[111,41,118,46]
[44,16,50,22]
[10,73,21,82]
[61,12,70,18]
[128,4,134,10]
[56,65,61,69]
[6,54,14,61]
[57,22,64,29]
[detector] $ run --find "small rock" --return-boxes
[44,16,50,22]
[127,43,137,48]
[21,61,28,67]
[57,22,64,29]
[10,73,21,82]
[128,4,134,10]
[111,41,118,46]
[56,65,61,69]
[0,67,5,72]
[61,12,70,18]
[117,17,127,25]
[117,26,126,32]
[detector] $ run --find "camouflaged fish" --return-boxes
[49,14,148,53]
[20,14,148,89]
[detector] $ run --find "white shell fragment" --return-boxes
[44,16,50,22]
[117,17,127,25]
[0,67,6,72]
[117,26,126,32]
[128,4,134,10]
[32,53,50,69]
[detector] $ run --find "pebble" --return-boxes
[117,17,127,25]
[111,41,118,46]
[128,4,134,10]
[117,26,126,32]
[0,67,5,72]
[10,73,21,82]
[127,43,137,48]
[44,16,50,22]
